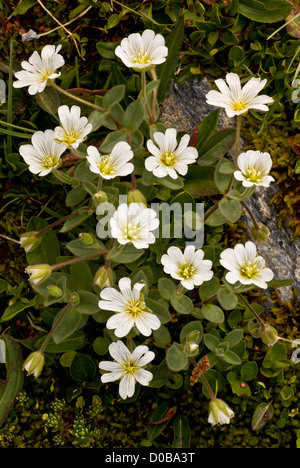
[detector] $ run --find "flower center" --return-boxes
[62,130,80,146]
[39,69,54,83]
[122,360,139,375]
[160,151,178,167]
[97,156,115,176]
[122,221,141,241]
[178,262,196,280]
[41,155,60,170]
[240,261,260,279]
[135,51,152,65]
[126,298,146,318]
[242,167,264,183]
[231,99,248,112]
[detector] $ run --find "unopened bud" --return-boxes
[79,232,95,245]
[25,264,52,286]
[127,189,147,206]
[250,222,270,243]
[94,265,113,289]
[23,351,45,379]
[20,231,41,253]
[47,285,63,297]
[70,292,80,306]
[183,341,199,356]
[208,398,235,427]
[93,191,107,205]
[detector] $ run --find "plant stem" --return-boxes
[225,114,242,194]
[50,250,108,271]
[51,83,122,129]
[237,293,265,329]
[150,68,158,124]
[126,131,137,190]
[34,207,92,238]
[204,201,219,222]
[140,71,152,121]
[240,200,260,230]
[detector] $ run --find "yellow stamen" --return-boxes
[178,262,196,280]
[42,155,60,170]
[97,156,115,176]
[240,261,260,279]
[160,151,177,167]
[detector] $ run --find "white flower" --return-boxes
[234,150,275,187]
[208,399,235,427]
[99,340,155,399]
[19,129,65,176]
[86,142,134,179]
[219,241,274,289]
[54,105,92,149]
[115,29,168,71]
[145,128,198,179]
[161,245,213,290]
[205,73,274,118]
[110,203,159,249]
[13,44,65,95]
[99,277,161,337]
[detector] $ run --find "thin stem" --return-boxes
[0,233,20,244]
[52,83,122,129]
[237,293,265,329]
[225,114,242,194]
[38,5,92,38]
[150,68,158,124]
[200,374,217,401]
[34,207,92,238]
[39,302,72,353]
[126,131,137,190]
[204,202,219,222]
[240,200,260,230]
[140,71,152,121]
[50,250,108,271]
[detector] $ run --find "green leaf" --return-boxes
[251,402,274,431]
[66,184,87,207]
[237,0,292,23]
[223,350,242,365]
[35,86,60,114]
[52,306,88,344]
[59,209,93,233]
[0,279,8,294]
[172,415,191,448]
[219,197,242,223]
[153,325,172,348]
[1,298,37,322]
[166,343,189,372]
[122,99,145,131]
[156,16,185,104]
[75,291,100,315]
[145,298,172,324]
[217,286,238,310]
[199,276,220,301]
[197,129,236,165]
[103,84,126,109]
[204,333,220,351]
[0,335,24,427]
[70,353,96,381]
[223,329,244,348]
[241,362,258,381]
[179,321,203,344]
[93,336,110,356]
[170,292,194,315]
[26,217,60,266]
[147,402,170,442]
[70,261,93,292]
[36,330,88,353]
[202,303,224,323]
[195,110,220,149]
[158,277,176,300]
[108,243,145,265]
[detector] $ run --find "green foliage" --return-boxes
[0,0,300,450]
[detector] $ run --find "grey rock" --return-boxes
[160,78,300,303]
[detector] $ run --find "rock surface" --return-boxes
[160,78,300,303]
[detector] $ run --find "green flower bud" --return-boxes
[94,265,113,289]
[127,189,147,206]
[79,232,95,245]
[70,292,80,306]
[93,191,107,205]
[47,285,63,298]
[250,222,270,243]
[23,351,45,379]
[25,264,52,286]
[183,341,199,357]
[19,231,41,253]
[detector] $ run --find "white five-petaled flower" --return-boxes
[208,399,235,427]
[110,203,159,249]
[115,29,168,71]
[86,142,134,179]
[99,277,161,337]
[99,340,155,400]
[54,105,93,149]
[234,150,275,188]
[219,241,274,289]
[161,245,213,290]
[145,128,198,180]
[205,73,274,118]
[19,129,66,176]
[13,44,65,95]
